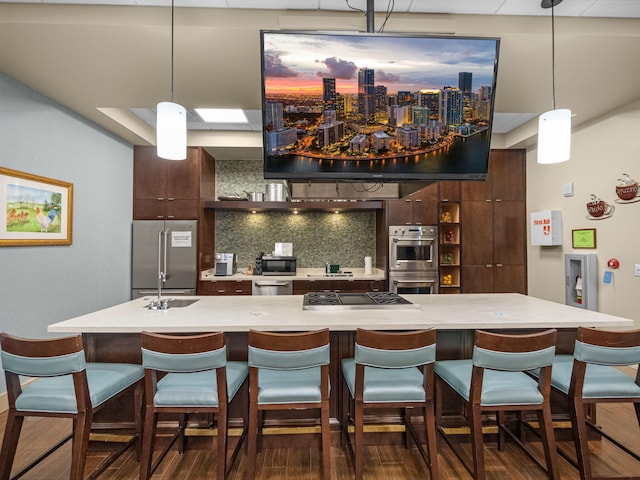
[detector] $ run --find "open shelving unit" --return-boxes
[438,202,461,293]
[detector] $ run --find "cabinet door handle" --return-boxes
[485,199,492,202]
[495,198,502,202]
[495,263,503,267]
[167,216,175,218]
[156,216,164,219]
[404,199,412,203]
[157,197,165,201]
[414,199,422,203]
[167,197,175,201]
[485,264,493,268]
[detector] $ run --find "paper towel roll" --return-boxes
[364,256,372,275]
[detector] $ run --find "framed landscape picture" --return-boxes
[0,167,73,246]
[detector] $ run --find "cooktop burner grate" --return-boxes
[302,291,419,310]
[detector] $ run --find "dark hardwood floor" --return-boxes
[1,400,639,480]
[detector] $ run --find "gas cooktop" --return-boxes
[302,291,419,310]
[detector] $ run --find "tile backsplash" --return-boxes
[214,160,377,269]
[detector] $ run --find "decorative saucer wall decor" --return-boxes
[614,173,640,203]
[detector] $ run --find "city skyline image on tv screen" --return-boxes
[260,31,500,181]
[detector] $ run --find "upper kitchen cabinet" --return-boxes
[460,150,525,202]
[385,183,438,226]
[461,150,527,294]
[133,146,215,220]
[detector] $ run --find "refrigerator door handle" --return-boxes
[162,228,169,283]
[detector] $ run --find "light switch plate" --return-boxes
[563,182,574,197]
[635,264,640,277]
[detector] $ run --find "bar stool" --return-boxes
[247,328,331,480]
[0,332,144,480]
[435,329,560,480]
[546,326,640,480]
[341,328,439,480]
[139,331,248,480]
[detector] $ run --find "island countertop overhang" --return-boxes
[47,293,634,334]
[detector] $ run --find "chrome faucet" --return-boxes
[147,228,170,310]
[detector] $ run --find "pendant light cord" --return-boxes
[170,0,175,103]
[551,1,556,110]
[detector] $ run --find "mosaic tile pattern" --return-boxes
[215,160,377,269]
[215,159,270,198]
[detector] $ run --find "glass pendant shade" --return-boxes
[537,108,571,164]
[156,101,187,160]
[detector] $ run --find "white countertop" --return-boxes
[201,267,386,282]
[48,293,634,334]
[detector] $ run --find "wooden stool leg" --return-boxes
[538,405,560,480]
[424,402,439,479]
[571,396,592,480]
[0,412,24,480]
[246,401,258,480]
[140,409,157,480]
[217,408,228,480]
[70,411,91,480]
[354,400,364,480]
[321,401,331,480]
[470,404,486,480]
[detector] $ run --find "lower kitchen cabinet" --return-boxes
[198,280,251,296]
[293,279,385,295]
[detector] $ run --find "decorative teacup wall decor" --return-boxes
[615,173,639,203]
[586,194,614,220]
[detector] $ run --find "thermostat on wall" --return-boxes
[563,182,574,197]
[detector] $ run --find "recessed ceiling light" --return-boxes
[194,108,249,123]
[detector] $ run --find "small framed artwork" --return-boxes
[0,167,73,246]
[572,228,596,249]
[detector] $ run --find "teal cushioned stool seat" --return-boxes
[542,354,640,399]
[247,329,331,480]
[341,329,438,480]
[15,362,143,413]
[139,332,248,480]
[341,358,426,403]
[153,361,248,407]
[435,359,545,406]
[0,333,144,480]
[255,366,324,404]
[434,329,560,480]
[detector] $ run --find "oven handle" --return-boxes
[392,238,436,244]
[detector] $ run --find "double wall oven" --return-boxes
[388,226,438,295]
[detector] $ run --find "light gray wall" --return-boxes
[0,72,134,393]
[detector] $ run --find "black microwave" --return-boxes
[256,255,297,276]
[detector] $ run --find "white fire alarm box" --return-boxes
[530,210,562,246]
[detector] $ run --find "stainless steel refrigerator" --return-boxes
[131,220,197,299]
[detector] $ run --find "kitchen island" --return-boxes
[48,292,632,334]
[47,293,634,436]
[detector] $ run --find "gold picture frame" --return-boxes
[572,228,596,249]
[0,167,73,246]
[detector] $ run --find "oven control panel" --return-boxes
[389,226,437,238]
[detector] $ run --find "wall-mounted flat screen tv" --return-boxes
[260,30,500,182]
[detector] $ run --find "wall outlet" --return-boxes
[635,264,640,277]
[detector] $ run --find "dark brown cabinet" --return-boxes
[386,183,438,226]
[133,146,215,220]
[199,280,252,296]
[461,150,527,294]
[292,279,385,295]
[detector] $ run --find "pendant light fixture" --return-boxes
[537,0,571,164]
[156,0,186,160]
